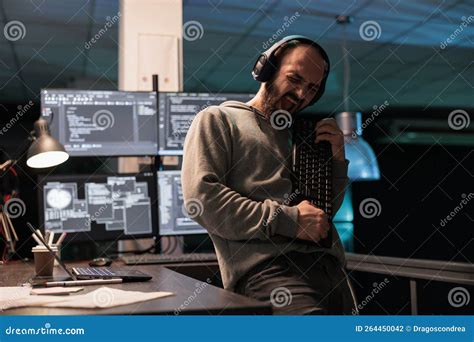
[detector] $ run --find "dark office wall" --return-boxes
[0,103,40,258]
[353,143,473,262]
[350,141,473,314]
[346,107,473,315]
[351,106,473,263]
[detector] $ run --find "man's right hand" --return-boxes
[295,200,330,242]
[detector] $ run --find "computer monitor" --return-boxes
[158,92,254,155]
[41,89,158,156]
[157,170,207,235]
[37,172,158,243]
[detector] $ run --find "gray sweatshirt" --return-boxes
[181,101,349,290]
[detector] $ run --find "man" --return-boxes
[182,36,355,314]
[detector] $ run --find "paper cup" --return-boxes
[32,246,58,277]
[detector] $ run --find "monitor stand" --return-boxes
[182,235,215,254]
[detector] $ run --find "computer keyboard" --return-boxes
[291,118,333,249]
[121,253,218,265]
[72,267,116,277]
[292,118,333,220]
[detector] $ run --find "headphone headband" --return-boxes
[252,35,330,105]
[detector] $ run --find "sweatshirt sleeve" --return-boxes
[181,107,299,241]
[332,159,350,215]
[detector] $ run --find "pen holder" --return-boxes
[32,245,58,276]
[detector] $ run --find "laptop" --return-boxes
[27,222,152,287]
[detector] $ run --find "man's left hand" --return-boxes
[315,118,346,161]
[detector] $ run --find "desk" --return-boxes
[0,260,272,315]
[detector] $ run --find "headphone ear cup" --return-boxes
[252,54,266,81]
[258,63,276,83]
[252,53,277,82]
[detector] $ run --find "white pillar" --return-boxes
[117,0,183,173]
[117,0,183,253]
[118,0,183,92]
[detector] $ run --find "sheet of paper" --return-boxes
[0,287,31,310]
[0,286,174,311]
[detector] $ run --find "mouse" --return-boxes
[89,257,112,267]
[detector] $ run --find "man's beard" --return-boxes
[261,81,304,119]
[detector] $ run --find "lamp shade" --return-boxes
[343,137,380,180]
[26,117,69,168]
[335,112,380,181]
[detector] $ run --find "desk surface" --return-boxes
[0,261,272,315]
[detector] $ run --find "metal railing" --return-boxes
[345,253,474,314]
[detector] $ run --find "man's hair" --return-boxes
[272,40,329,75]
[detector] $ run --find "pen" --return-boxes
[44,231,50,245]
[31,233,43,246]
[48,231,55,246]
[45,278,123,287]
[56,232,67,246]
[33,229,45,246]
[35,229,44,240]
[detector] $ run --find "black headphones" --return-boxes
[252,35,330,105]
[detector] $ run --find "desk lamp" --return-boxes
[26,117,69,168]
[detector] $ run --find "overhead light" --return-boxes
[334,18,380,181]
[26,117,69,168]
[336,112,380,181]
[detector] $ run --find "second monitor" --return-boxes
[157,170,207,236]
[158,92,254,155]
